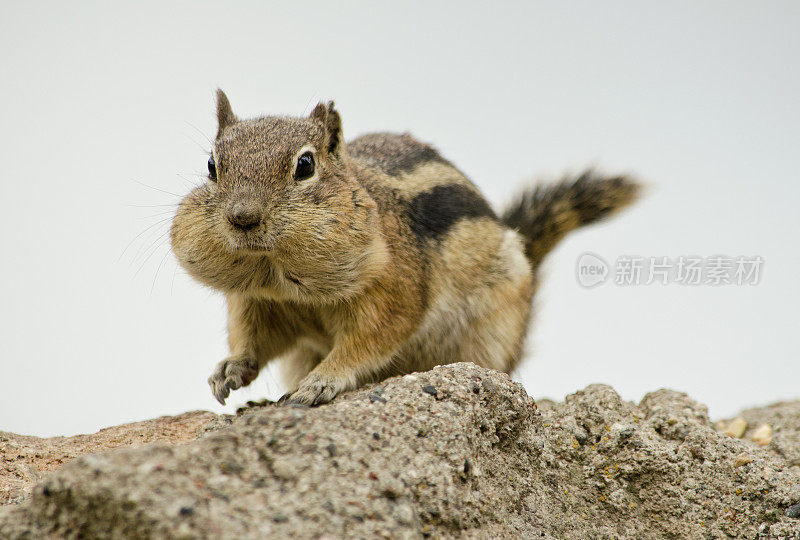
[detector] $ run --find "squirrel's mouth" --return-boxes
[224,234,273,255]
[222,220,282,255]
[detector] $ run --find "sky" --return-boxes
[1,2,798,437]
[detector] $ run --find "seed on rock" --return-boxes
[787,502,800,519]
[724,417,747,439]
[422,385,438,397]
[688,445,703,459]
[732,453,752,467]
[752,424,773,446]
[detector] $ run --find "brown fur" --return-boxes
[170,90,640,405]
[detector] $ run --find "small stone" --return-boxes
[732,453,752,467]
[422,385,438,397]
[220,460,243,474]
[325,443,337,457]
[368,393,387,403]
[179,506,195,516]
[271,513,289,523]
[752,424,773,446]
[724,417,747,438]
[787,502,800,519]
[271,460,297,480]
[688,445,703,459]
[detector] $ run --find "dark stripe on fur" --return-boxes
[349,133,449,176]
[407,184,497,242]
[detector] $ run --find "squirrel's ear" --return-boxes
[215,89,237,137]
[310,101,344,157]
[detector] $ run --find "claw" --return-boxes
[208,354,259,406]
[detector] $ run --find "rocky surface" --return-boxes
[0,363,798,539]
[723,401,800,470]
[0,411,219,505]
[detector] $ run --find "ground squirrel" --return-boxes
[170,90,640,406]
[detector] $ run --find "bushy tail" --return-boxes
[501,170,640,267]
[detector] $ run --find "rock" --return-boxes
[724,417,748,438]
[752,424,773,446]
[421,385,438,397]
[0,363,799,539]
[721,400,800,467]
[0,410,218,505]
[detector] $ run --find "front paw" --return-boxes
[283,372,353,406]
[208,354,259,405]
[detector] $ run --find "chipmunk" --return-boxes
[170,90,640,406]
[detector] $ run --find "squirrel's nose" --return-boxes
[227,202,262,231]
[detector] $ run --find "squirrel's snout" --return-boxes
[227,202,262,231]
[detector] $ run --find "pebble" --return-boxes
[724,417,747,438]
[752,424,773,446]
[787,502,800,519]
[422,385,438,397]
[271,460,297,481]
[732,453,752,468]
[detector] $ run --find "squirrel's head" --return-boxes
[171,90,386,300]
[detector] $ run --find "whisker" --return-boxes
[132,222,171,266]
[137,210,177,220]
[171,262,179,294]
[151,246,174,295]
[133,179,181,198]
[128,203,181,208]
[184,121,213,146]
[134,233,171,278]
[176,173,202,191]
[119,216,173,262]
[182,132,210,155]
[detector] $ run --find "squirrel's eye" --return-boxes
[294,152,315,180]
[207,155,217,181]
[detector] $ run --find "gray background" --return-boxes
[2,2,798,436]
